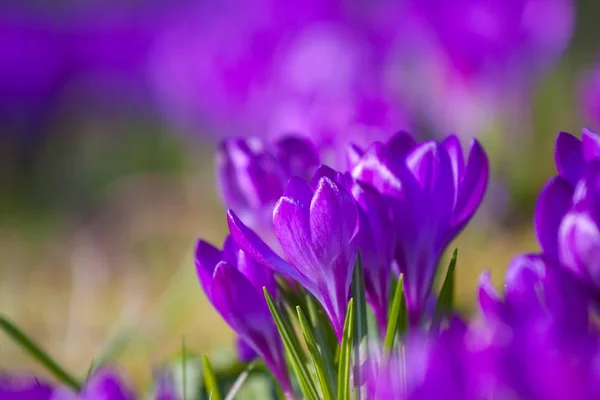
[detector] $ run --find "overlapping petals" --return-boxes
[228,173,359,339]
[352,132,489,323]
[194,236,289,391]
[216,135,319,246]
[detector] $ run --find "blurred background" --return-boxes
[1,0,600,389]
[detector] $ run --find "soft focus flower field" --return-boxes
[4,0,600,398]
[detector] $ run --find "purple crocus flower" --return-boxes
[0,374,53,400]
[476,254,595,400]
[310,164,395,333]
[352,132,489,324]
[227,171,359,340]
[556,162,600,297]
[50,368,135,400]
[534,129,600,258]
[194,236,291,393]
[216,135,319,248]
[534,129,600,297]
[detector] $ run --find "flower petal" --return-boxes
[0,375,53,400]
[451,139,489,231]
[559,209,600,287]
[351,141,403,195]
[194,240,223,298]
[351,180,395,329]
[477,270,506,322]
[308,176,359,336]
[442,134,465,193]
[211,262,290,391]
[272,177,320,282]
[386,131,416,160]
[582,128,600,164]
[81,368,135,400]
[236,336,258,363]
[534,176,573,258]
[273,136,320,179]
[227,209,310,290]
[346,143,365,170]
[555,131,584,186]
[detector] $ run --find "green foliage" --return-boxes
[434,249,458,324]
[0,315,81,391]
[203,356,222,400]
[337,299,355,400]
[384,274,408,352]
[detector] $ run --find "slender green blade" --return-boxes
[182,338,187,400]
[224,360,258,400]
[435,249,458,321]
[0,315,81,391]
[337,299,355,400]
[383,274,407,351]
[296,306,335,400]
[264,288,320,400]
[306,294,337,362]
[352,251,368,399]
[202,356,222,400]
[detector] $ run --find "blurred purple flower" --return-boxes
[148,0,410,157]
[351,132,489,324]
[392,0,574,136]
[153,369,179,400]
[534,130,600,296]
[51,368,135,400]
[227,172,359,340]
[368,317,471,400]
[216,135,319,248]
[557,162,600,297]
[476,254,596,400]
[194,236,291,392]
[0,375,53,400]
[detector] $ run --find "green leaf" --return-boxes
[224,359,258,400]
[352,251,368,399]
[305,294,337,362]
[203,356,222,400]
[434,249,458,322]
[264,288,320,400]
[383,274,408,352]
[0,315,81,391]
[337,299,355,400]
[296,306,335,400]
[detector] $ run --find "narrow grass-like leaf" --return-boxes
[297,306,335,400]
[337,299,355,400]
[352,251,368,399]
[306,294,337,362]
[0,315,81,391]
[264,288,320,400]
[384,274,407,352]
[203,356,222,400]
[182,338,187,400]
[435,249,458,321]
[224,360,258,400]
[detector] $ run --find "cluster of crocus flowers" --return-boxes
[8,129,600,399]
[193,128,600,399]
